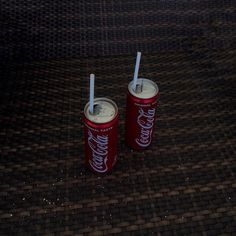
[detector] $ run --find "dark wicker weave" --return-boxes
[1,0,236,61]
[1,0,236,235]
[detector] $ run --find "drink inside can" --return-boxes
[126,78,159,150]
[84,98,119,174]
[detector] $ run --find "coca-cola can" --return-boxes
[125,78,159,150]
[84,98,119,174]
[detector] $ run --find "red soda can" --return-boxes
[84,98,119,174]
[125,78,159,150]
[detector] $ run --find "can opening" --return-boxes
[89,104,101,115]
[135,80,143,93]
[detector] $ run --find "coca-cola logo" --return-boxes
[88,130,108,173]
[135,108,155,147]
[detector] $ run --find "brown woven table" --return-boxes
[1,0,236,235]
[1,51,235,235]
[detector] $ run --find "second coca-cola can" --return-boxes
[125,78,159,150]
[84,98,119,174]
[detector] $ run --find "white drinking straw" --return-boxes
[89,74,95,114]
[132,52,141,92]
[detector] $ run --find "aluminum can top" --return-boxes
[84,98,118,124]
[128,78,159,99]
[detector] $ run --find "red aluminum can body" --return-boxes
[125,78,160,150]
[84,98,119,174]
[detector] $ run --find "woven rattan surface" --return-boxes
[1,50,236,235]
[1,0,236,61]
[1,0,236,235]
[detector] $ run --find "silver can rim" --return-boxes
[128,78,159,99]
[84,97,118,124]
